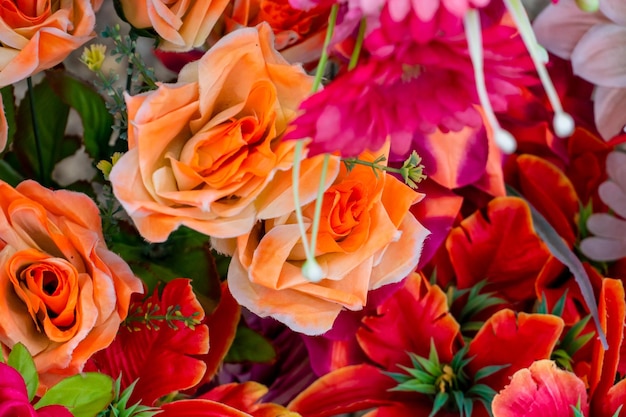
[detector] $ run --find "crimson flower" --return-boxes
[0,363,71,417]
[289,273,564,417]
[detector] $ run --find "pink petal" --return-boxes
[600,0,626,25]
[599,182,626,218]
[580,236,626,261]
[606,151,626,192]
[411,0,438,21]
[571,24,626,88]
[594,86,626,140]
[387,0,411,21]
[533,1,606,59]
[492,360,587,417]
[586,213,626,239]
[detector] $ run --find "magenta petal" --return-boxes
[37,405,73,417]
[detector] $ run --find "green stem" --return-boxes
[343,156,404,176]
[27,77,46,185]
[125,31,137,92]
[312,4,339,92]
[292,141,313,260]
[292,4,340,279]
[308,154,331,258]
[348,18,367,71]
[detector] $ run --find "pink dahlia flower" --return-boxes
[286,9,532,157]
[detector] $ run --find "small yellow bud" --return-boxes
[80,44,107,72]
[97,152,124,180]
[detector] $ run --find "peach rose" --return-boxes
[0,0,97,87]
[220,147,430,335]
[119,0,230,51]
[224,0,329,64]
[0,180,143,388]
[110,23,337,242]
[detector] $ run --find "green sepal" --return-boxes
[390,381,436,395]
[473,364,510,382]
[428,391,449,417]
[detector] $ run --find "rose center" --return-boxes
[0,0,52,28]
[324,180,367,239]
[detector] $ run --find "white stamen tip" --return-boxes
[494,129,517,154]
[553,112,575,138]
[302,259,324,282]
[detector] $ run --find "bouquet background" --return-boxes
[0,1,625,417]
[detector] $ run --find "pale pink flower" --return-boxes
[533,0,626,140]
[580,150,626,261]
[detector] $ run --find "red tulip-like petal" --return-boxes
[491,360,587,417]
[199,382,269,410]
[200,282,241,383]
[410,180,463,269]
[506,154,579,246]
[160,399,251,417]
[288,364,395,417]
[467,310,564,391]
[589,279,626,409]
[86,279,209,405]
[357,273,460,370]
[603,378,626,417]
[448,197,551,303]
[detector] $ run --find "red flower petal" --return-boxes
[160,399,251,417]
[467,310,564,391]
[200,282,241,384]
[357,273,460,370]
[288,364,395,417]
[505,154,579,246]
[589,279,626,409]
[86,279,209,405]
[448,197,551,303]
[491,360,587,417]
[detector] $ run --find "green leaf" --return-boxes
[224,325,276,364]
[0,159,24,186]
[12,76,76,186]
[506,186,608,350]
[110,226,222,314]
[7,343,38,401]
[36,373,114,417]
[46,70,113,161]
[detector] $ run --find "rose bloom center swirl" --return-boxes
[7,249,80,342]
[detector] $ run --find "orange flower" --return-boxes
[0,0,97,87]
[0,180,143,389]
[224,0,329,64]
[221,147,430,335]
[119,0,230,51]
[110,23,335,242]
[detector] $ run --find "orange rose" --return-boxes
[0,180,143,388]
[110,23,337,242]
[119,0,230,51]
[224,0,329,64]
[0,0,97,87]
[220,147,430,335]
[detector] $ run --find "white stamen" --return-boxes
[553,112,575,138]
[464,10,517,154]
[503,0,575,138]
[494,130,517,155]
[302,258,324,282]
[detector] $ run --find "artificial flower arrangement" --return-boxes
[0,0,625,416]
